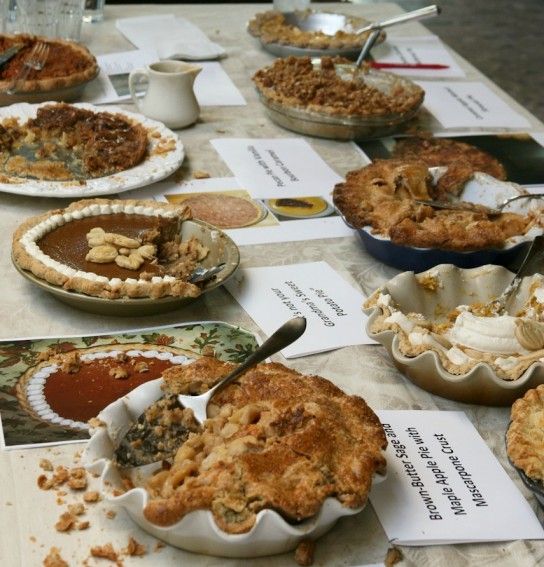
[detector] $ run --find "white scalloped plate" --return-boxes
[364,264,544,406]
[0,102,184,198]
[84,378,385,557]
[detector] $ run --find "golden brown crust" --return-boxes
[253,56,424,118]
[507,385,544,481]
[0,34,98,93]
[333,159,533,251]
[12,198,204,300]
[143,358,387,534]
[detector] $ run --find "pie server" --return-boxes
[114,316,307,467]
[0,45,23,68]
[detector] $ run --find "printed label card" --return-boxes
[225,262,374,358]
[370,411,544,545]
[210,138,343,199]
[416,81,531,129]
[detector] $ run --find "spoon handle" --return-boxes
[205,317,307,398]
[355,5,440,35]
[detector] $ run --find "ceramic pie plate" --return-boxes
[363,264,544,406]
[0,102,184,198]
[345,172,544,272]
[248,10,385,59]
[84,377,384,558]
[256,67,423,141]
[12,219,240,316]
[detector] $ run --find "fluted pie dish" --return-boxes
[84,357,387,557]
[364,264,544,406]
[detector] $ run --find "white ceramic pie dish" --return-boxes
[0,102,184,198]
[363,264,544,406]
[84,378,384,558]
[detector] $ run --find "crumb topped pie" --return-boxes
[141,357,387,534]
[0,34,98,94]
[333,159,535,251]
[12,198,210,299]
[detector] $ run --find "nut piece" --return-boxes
[104,232,140,249]
[118,247,131,256]
[85,244,118,264]
[86,227,106,247]
[115,253,144,270]
[138,244,157,260]
[515,319,544,351]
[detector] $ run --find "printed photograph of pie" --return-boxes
[165,190,276,229]
[0,34,98,103]
[265,196,335,219]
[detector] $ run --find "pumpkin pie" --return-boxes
[12,198,209,299]
[0,34,98,94]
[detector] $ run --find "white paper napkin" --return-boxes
[116,15,226,61]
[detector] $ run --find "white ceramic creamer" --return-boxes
[129,60,202,129]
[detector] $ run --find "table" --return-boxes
[1,3,543,566]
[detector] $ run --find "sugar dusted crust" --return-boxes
[508,385,544,481]
[12,198,204,300]
[143,357,387,534]
[333,159,534,251]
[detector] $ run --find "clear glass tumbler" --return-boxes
[18,0,58,36]
[82,0,104,22]
[57,0,85,41]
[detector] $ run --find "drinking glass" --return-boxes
[82,0,104,23]
[17,0,58,37]
[57,0,85,41]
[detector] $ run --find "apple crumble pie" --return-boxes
[333,159,534,251]
[140,357,387,533]
[253,56,424,118]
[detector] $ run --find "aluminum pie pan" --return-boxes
[84,377,385,557]
[249,11,385,59]
[363,264,544,406]
[12,219,240,317]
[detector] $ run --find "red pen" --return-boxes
[369,61,449,70]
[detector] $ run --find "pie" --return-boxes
[172,193,264,229]
[248,10,381,51]
[392,136,508,198]
[16,344,190,430]
[253,56,424,118]
[140,356,387,534]
[12,198,210,299]
[267,196,329,218]
[507,385,544,481]
[0,34,98,93]
[333,159,534,251]
[0,103,148,181]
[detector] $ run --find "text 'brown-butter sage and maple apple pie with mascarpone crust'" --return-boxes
[135,357,387,534]
[0,103,148,182]
[12,198,210,300]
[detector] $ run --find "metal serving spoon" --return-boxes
[354,5,441,36]
[114,317,307,467]
[188,262,226,284]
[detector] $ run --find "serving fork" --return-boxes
[6,42,49,95]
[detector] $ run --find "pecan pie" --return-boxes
[0,103,148,181]
[333,159,534,251]
[507,385,544,481]
[253,56,424,118]
[392,136,508,198]
[142,357,387,534]
[0,34,98,94]
[12,198,209,299]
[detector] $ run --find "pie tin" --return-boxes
[363,264,544,406]
[12,219,240,317]
[256,66,423,141]
[249,11,384,59]
[84,377,384,558]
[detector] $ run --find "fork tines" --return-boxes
[6,42,50,95]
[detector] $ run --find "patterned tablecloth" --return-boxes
[0,3,543,566]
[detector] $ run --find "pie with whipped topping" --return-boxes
[0,34,98,93]
[0,103,148,181]
[333,159,534,251]
[12,198,209,299]
[140,356,387,534]
[16,344,190,431]
[507,385,544,482]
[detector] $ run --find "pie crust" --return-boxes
[142,357,387,534]
[16,343,190,431]
[12,198,208,299]
[507,385,544,481]
[333,159,534,251]
[0,34,98,93]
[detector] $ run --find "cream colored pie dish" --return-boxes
[12,198,212,300]
[364,264,544,405]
